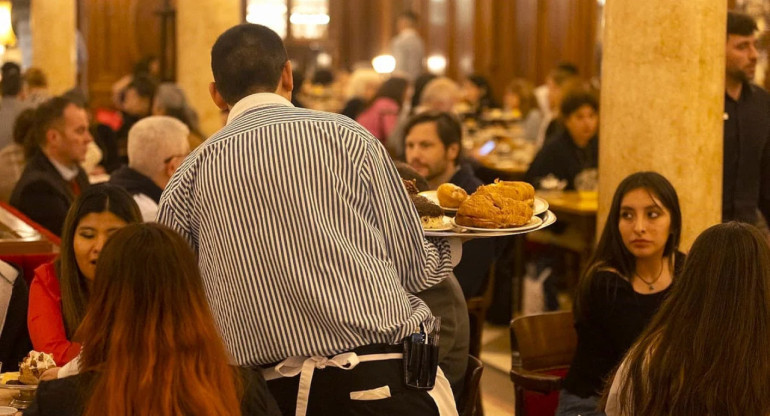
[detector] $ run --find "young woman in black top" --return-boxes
[555,172,685,416]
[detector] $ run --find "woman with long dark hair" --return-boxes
[25,223,279,415]
[555,172,685,416]
[27,184,142,365]
[605,222,770,416]
[356,76,410,149]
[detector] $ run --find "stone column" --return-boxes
[598,1,727,249]
[177,0,240,137]
[30,0,76,94]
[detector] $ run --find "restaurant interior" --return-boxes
[0,0,763,415]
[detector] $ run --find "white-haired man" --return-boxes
[109,116,189,221]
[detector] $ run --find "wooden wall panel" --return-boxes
[79,0,166,109]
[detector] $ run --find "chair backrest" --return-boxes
[458,355,484,416]
[510,310,577,371]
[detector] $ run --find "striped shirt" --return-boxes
[157,93,454,366]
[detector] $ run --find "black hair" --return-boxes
[403,111,463,164]
[466,74,497,109]
[411,73,437,111]
[560,89,599,119]
[727,11,757,36]
[371,77,409,108]
[211,23,289,105]
[576,171,682,320]
[1,62,22,96]
[126,74,157,99]
[399,11,418,25]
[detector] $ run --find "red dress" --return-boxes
[27,262,81,365]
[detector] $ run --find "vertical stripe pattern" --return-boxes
[157,96,452,366]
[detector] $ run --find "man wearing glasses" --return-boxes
[109,116,190,222]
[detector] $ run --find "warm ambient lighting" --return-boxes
[372,55,396,74]
[0,1,16,50]
[427,55,447,75]
[289,13,330,25]
[246,1,288,38]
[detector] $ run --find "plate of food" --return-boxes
[0,350,55,389]
[533,197,549,216]
[421,215,453,231]
[452,215,543,233]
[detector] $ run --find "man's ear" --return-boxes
[45,128,59,149]
[279,61,294,95]
[209,82,229,110]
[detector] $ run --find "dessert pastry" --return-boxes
[475,180,535,206]
[436,183,468,208]
[455,193,533,229]
[411,194,446,229]
[18,351,56,385]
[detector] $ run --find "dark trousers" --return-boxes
[266,346,440,416]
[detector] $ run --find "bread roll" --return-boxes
[437,183,468,208]
[475,180,535,206]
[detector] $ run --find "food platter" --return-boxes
[424,210,556,238]
[419,191,549,217]
[451,215,543,233]
[0,372,36,409]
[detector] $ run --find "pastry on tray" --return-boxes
[436,183,468,208]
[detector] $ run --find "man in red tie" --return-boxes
[10,95,92,236]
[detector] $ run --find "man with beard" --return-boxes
[404,111,496,298]
[723,11,770,233]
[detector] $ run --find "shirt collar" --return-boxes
[48,156,80,181]
[227,92,294,125]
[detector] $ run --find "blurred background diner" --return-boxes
[0,0,759,415]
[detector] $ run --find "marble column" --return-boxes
[598,1,727,249]
[30,0,76,94]
[177,0,240,137]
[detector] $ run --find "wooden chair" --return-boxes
[509,310,577,416]
[458,355,484,416]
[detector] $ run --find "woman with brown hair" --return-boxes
[25,223,279,415]
[605,222,770,416]
[27,184,142,365]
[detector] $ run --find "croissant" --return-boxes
[437,183,468,208]
[475,180,535,206]
[455,193,533,228]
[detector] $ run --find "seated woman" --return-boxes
[25,223,280,415]
[356,76,410,149]
[555,172,685,416]
[502,78,542,144]
[460,74,497,116]
[604,222,770,416]
[525,88,598,191]
[27,184,142,365]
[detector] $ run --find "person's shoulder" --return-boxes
[590,267,628,289]
[34,373,89,415]
[32,262,59,289]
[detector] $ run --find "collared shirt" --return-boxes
[392,28,424,80]
[48,157,80,182]
[723,82,770,225]
[158,92,453,366]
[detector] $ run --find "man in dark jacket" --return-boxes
[10,96,91,236]
[109,116,189,221]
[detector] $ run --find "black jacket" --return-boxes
[9,152,89,236]
[24,368,281,415]
[109,166,163,203]
[0,266,31,372]
[524,130,598,191]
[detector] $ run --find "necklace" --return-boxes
[635,261,665,291]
